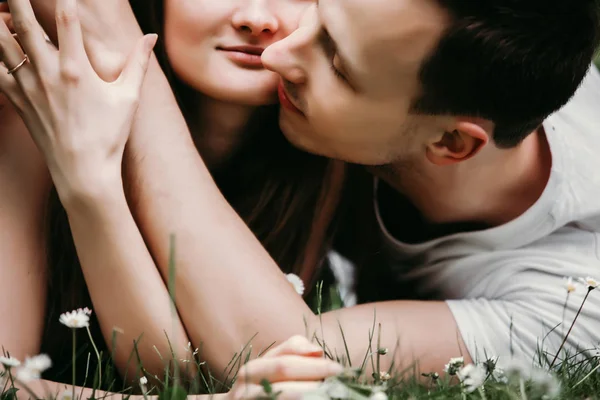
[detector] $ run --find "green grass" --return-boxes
[3,327,597,400]
[2,283,598,400]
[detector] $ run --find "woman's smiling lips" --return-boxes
[217,45,265,68]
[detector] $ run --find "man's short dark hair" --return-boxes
[412,0,600,148]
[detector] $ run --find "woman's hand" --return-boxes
[30,0,142,82]
[227,336,344,400]
[0,0,156,205]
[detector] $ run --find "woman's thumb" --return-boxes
[118,34,158,92]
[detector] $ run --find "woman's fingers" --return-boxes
[7,0,51,65]
[0,59,19,100]
[262,335,324,359]
[116,34,156,92]
[238,355,344,384]
[233,381,322,400]
[55,0,87,70]
[0,9,27,74]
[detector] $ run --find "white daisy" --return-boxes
[492,366,508,384]
[457,364,487,393]
[0,356,21,368]
[530,369,561,399]
[16,354,52,381]
[444,356,465,376]
[139,376,148,393]
[59,389,75,400]
[369,391,388,400]
[286,274,305,296]
[503,359,533,381]
[564,277,577,293]
[578,276,599,290]
[59,309,90,329]
[324,380,350,399]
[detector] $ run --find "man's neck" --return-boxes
[373,128,552,239]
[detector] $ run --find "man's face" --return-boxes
[261,0,450,165]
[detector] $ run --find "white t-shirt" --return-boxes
[375,66,600,364]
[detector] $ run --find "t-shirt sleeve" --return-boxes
[446,266,600,364]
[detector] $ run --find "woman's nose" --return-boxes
[232,0,279,36]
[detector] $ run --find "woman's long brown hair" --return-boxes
[41,0,343,385]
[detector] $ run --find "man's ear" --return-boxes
[425,120,490,166]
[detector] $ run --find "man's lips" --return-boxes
[217,46,265,68]
[278,81,304,116]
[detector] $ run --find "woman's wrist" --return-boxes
[52,165,125,213]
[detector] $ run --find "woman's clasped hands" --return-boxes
[227,335,345,400]
[0,0,156,205]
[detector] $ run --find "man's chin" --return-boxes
[278,118,326,157]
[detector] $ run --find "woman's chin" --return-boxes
[210,85,279,106]
[174,62,281,106]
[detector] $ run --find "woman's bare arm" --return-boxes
[0,3,50,354]
[13,336,342,400]
[0,100,50,359]
[3,0,192,378]
[13,379,224,400]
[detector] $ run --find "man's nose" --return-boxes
[261,5,319,84]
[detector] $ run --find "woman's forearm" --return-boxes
[61,178,192,378]
[123,54,319,367]
[0,119,50,359]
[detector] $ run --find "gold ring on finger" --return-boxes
[7,55,29,75]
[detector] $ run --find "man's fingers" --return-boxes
[116,34,156,91]
[7,0,51,65]
[238,355,344,384]
[234,381,322,400]
[262,335,323,359]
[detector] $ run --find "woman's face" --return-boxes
[163,0,313,106]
